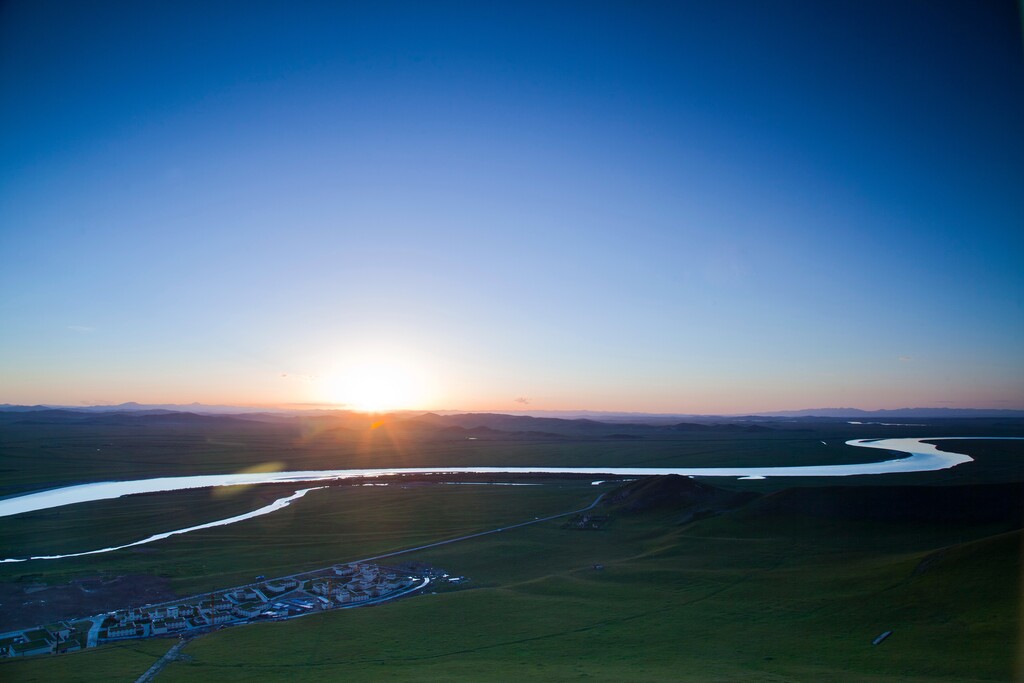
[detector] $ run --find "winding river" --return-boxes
[1,487,325,563]
[0,437,1017,563]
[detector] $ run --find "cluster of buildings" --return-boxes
[93,565,420,643]
[0,622,81,657]
[102,600,219,639]
[309,563,416,605]
[97,575,327,640]
[2,562,433,659]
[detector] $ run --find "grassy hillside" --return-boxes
[1,422,1021,681]
[149,486,1018,682]
[0,639,174,683]
[6,477,1017,682]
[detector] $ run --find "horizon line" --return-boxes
[3,402,1024,417]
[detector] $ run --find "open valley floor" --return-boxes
[0,413,1021,681]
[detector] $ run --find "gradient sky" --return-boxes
[2,1,1022,413]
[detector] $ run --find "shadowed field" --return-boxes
[2,474,1021,682]
[1,421,1021,681]
[151,486,1023,682]
[0,482,600,601]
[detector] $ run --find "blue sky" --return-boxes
[1,1,1022,412]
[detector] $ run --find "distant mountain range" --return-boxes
[1,404,1022,444]
[0,402,268,415]
[0,403,1022,419]
[752,407,1024,418]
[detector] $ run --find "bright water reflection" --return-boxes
[1,487,324,563]
[1,437,1018,562]
[1,438,1011,519]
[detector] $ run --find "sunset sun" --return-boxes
[321,360,428,412]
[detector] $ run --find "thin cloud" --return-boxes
[280,373,319,382]
[514,397,531,405]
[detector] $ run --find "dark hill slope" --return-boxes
[425,413,784,437]
[913,527,1023,577]
[671,421,774,433]
[605,474,758,517]
[751,482,1024,525]
[428,412,641,436]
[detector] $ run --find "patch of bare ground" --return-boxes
[0,574,176,631]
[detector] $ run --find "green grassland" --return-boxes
[1,420,1021,681]
[1,419,1020,501]
[0,482,600,594]
[159,494,1022,681]
[3,477,1020,682]
[0,483,306,559]
[0,638,173,683]
[3,418,1001,493]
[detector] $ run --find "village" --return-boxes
[0,561,445,658]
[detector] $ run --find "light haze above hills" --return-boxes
[1,403,1021,419]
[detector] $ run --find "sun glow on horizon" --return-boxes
[319,358,431,412]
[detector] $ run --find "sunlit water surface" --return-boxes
[2,437,1017,562]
